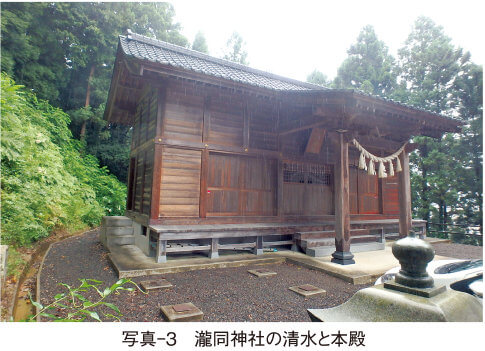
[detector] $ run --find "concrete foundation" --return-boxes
[100,216,135,251]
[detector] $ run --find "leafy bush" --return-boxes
[29,278,144,322]
[1,73,126,246]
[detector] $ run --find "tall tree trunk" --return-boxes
[79,64,95,141]
[420,143,430,231]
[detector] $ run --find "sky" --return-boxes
[171,0,484,82]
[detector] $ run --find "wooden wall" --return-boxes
[159,147,201,217]
[127,88,158,215]
[126,79,401,222]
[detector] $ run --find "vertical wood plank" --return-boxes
[202,96,211,143]
[156,87,166,138]
[277,158,284,217]
[140,150,147,214]
[199,149,209,218]
[243,103,250,148]
[398,151,412,238]
[150,144,163,219]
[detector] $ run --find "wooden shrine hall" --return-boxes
[103,30,461,265]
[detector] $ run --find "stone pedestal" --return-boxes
[308,284,482,322]
[331,251,355,265]
[308,231,482,322]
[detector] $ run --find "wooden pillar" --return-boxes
[398,151,412,238]
[150,144,163,220]
[209,238,219,259]
[276,158,284,217]
[199,149,209,218]
[331,132,355,265]
[156,237,167,263]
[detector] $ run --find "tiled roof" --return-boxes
[120,30,326,92]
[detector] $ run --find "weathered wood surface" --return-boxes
[333,132,351,253]
[124,78,416,230]
[398,151,412,238]
[159,147,201,217]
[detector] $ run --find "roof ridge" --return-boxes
[124,29,327,91]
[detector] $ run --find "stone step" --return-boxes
[299,229,376,249]
[102,216,133,227]
[350,234,380,244]
[305,241,386,257]
[300,237,335,249]
[294,230,335,240]
[105,226,134,237]
[107,235,135,246]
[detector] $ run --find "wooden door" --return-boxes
[358,170,380,214]
[206,153,276,216]
[382,176,399,214]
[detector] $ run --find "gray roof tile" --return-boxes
[120,30,326,92]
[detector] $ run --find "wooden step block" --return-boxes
[248,268,277,277]
[289,284,327,297]
[140,279,173,291]
[160,303,203,322]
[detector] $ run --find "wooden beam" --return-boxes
[305,128,326,154]
[398,151,412,238]
[277,158,284,217]
[156,87,166,138]
[331,132,355,265]
[202,96,211,143]
[279,119,327,136]
[199,148,209,218]
[243,103,250,148]
[150,143,163,220]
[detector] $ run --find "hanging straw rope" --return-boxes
[351,139,407,178]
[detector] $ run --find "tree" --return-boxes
[333,25,397,96]
[306,70,331,87]
[1,2,188,182]
[192,31,209,53]
[223,32,248,65]
[451,63,483,232]
[0,3,70,105]
[396,17,475,233]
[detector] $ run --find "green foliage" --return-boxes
[396,17,481,231]
[1,74,126,246]
[192,31,209,54]
[334,25,397,96]
[29,278,144,322]
[306,70,331,87]
[1,2,188,182]
[223,32,248,65]
[6,248,27,280]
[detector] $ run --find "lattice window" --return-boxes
[283,162,332,185]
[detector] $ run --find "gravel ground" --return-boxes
[432,242,483,260]
[39,231,483,322]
